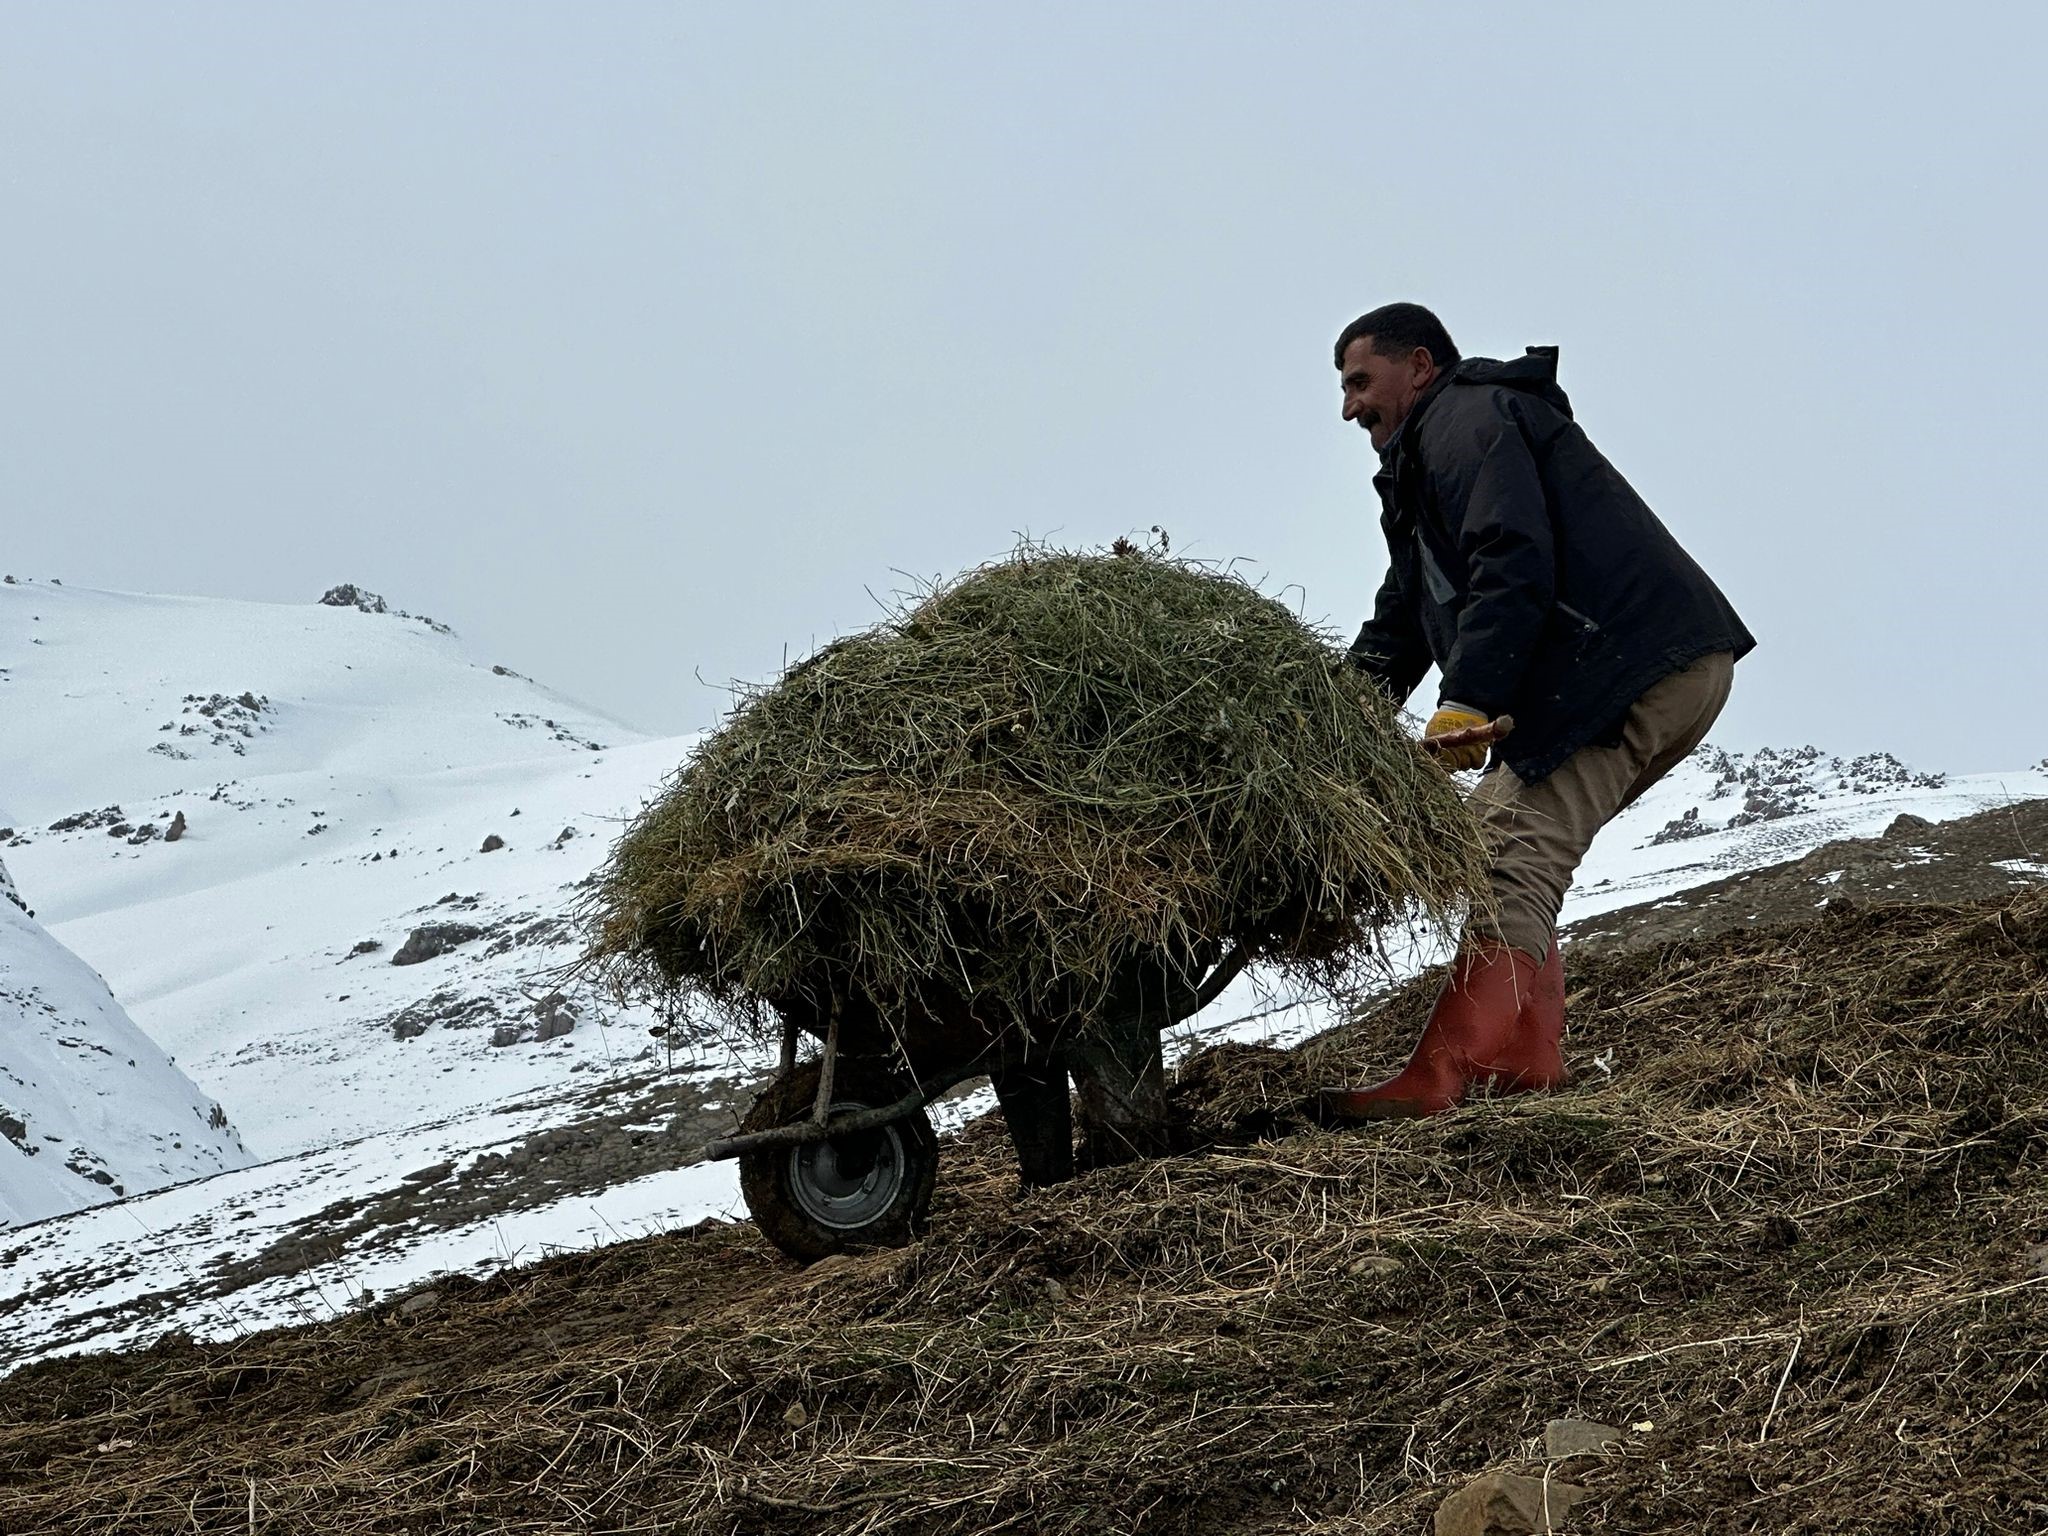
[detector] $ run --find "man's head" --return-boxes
[1334,303,1460,450]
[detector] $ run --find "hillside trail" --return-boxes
[4,870,2045,1534]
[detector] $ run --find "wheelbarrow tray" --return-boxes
[706,944,1248,1262]
[704,942,1247,1164]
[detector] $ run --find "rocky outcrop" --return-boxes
[391,924,486,966]
[489,991,578,1048]
[319,584,390,614]
[318,584,452,635]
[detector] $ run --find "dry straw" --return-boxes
[580,544,1487,1043]
[6,891,2044,1533]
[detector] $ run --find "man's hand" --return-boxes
[1422,704,1493,771]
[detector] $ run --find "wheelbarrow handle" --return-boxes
[702,1051,998,1162]
[1419,713,1515,754]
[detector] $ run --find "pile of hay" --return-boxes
[581,545,1486,1037]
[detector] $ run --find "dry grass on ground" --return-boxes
[3,891,2045,1535]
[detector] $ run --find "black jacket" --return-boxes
[1348,348,1755,782]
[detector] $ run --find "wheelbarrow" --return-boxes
[704,943,1250,1262]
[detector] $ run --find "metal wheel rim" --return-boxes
[786,1100,910,1231]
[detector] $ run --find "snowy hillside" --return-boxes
[0,578,711,1163]
[1,574,2043,1366]
[0,854,248,1226]
[1565,741,2046,922]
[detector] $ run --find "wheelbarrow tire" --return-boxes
[738,1056,939,1263]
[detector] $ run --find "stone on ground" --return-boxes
[1434,1470,1589,1535]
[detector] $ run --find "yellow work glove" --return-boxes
[1422,703,1492,772]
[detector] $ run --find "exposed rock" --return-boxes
[344,939,382,960]
[532,991,578,1041]
[397,1289,442,1317]
[49,806,125,834]
[1346,1254,1404,1277]
[1884,812,1935,841]
[1434,1470,1588,1535]
[321,584,390,614]
[1691,744,1948,832]
[391,924,485,966]
[384,990,498,1039]
[1544,1418,1625,1459]
[1648,805,1709,845]
[0,858,28,917]
[479,834,506,854]
[484,916,568,957]
[495,712,604,751]
[163,693,272,757]
[489,1023,526,1049]
[319,584,454,635]
[164,811,187,843]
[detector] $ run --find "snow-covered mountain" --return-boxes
[1,575,2043,1367]
[0,577,720,1166]
[0,854,248,1225]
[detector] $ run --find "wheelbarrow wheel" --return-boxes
[738,1055,939,1263]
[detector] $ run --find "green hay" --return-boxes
[580,545,1487,1039]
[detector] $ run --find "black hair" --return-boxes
[1333,303,1460,371]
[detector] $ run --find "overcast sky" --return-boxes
[4,4,2042,774]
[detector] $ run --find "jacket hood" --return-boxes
[1450,346,1573,418]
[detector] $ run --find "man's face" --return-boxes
[1339,337,1438,451]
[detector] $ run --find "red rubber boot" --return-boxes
[1476,940,1568,1093]
[1317,941,1560,1122]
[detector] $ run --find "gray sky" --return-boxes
[4,4,2042,773]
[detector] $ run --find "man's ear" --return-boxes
[1409,346,1437,384]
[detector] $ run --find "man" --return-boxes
[1319,303,1754,1120]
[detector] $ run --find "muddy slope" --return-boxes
[3,888,2045,1535]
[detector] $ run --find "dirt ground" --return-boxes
[1566,795,2048,952]
[3,874,2045,1534]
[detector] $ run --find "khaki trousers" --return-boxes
[1469,652,1735,961]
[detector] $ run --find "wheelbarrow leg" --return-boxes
[990,1057,1075,1188]
[1070,1011,1173,1171]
